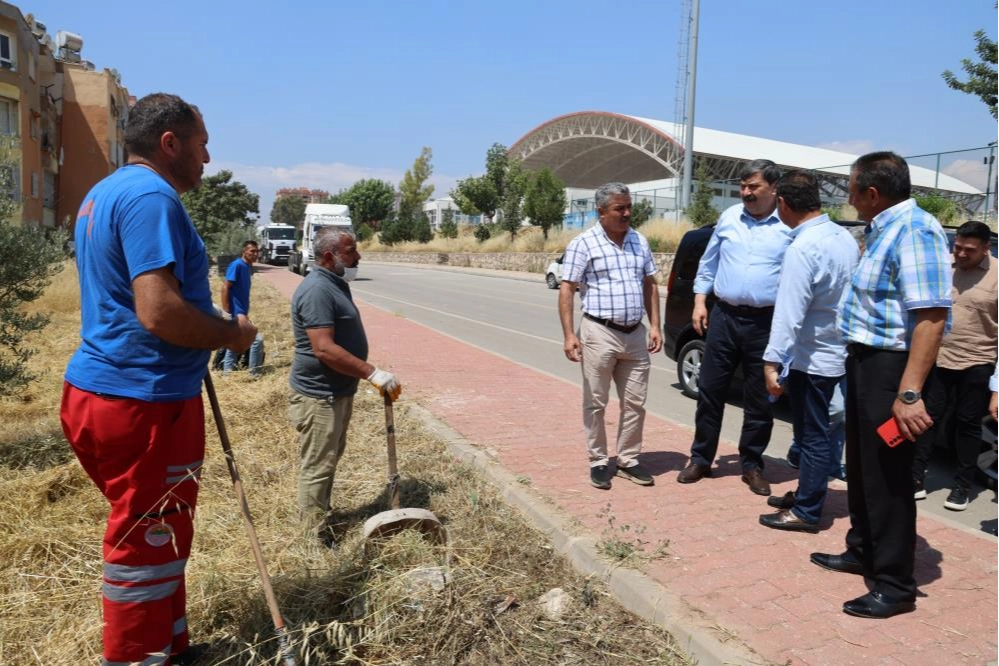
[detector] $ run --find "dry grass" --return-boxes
[0,268,693,665]
[361,218,694,256]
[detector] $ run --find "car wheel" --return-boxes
[676,339,705,399]
[546,273,559,289]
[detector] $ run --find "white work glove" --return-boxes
[367,367,402,400]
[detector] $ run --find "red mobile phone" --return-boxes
[877,417,905,448]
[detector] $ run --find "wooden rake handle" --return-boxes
[384,392,401,511]
[204,372,298,666]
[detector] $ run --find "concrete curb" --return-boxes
[409,402,767,666]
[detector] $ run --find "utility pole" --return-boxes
[985,141,996,224]
[679,0,700,211]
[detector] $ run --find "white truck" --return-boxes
[287,203,353,275]
[259,223,297,265]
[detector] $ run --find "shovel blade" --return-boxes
[362,508,447,544]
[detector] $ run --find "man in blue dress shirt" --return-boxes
[677,160,791,496]
[812,151,951,619]
[758,170,859,532]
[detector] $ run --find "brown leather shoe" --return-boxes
[767,490,795,509]
[759,509,819,533]
[742,467,771,496]
[677,462,712,484]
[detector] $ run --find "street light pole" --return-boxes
[985,141,996,224]
[679,0,701,211]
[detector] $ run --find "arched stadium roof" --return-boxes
[509,111,981,205]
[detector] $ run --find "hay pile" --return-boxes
[0,262,691,665]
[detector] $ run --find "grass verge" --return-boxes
[0,262,693,665]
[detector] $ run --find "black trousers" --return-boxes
[689,302,774,471]
[913,363,993,490]
[844,345,935,600]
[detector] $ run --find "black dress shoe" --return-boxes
[759,509,819,533]
[741,467,771,496]
[810,551,864,576]
[767,491,795,509]
[842,591,915,619]
[676,462,711,484]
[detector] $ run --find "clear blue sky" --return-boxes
[23,0,999,219]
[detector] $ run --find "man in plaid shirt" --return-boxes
[811,152,951,619]
[559,182,662,490]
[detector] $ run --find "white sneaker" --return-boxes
[943,487,969,511]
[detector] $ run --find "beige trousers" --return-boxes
[289,391,354,534]
[579,316,650,468]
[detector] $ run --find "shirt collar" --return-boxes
[788,213,830,239]
[870,198,916,232]
[741,205,781,226]
[954,253,993,272]
[595,224,638,246]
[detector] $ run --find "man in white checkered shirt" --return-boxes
[558,182,662,490]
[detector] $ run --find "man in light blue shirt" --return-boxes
[677,160,792,496]
[759,170,859,532]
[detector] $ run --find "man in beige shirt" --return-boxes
[913,220,997,511]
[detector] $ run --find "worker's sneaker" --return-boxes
[913,477,927,500]
[616,463,654,486]
[590,465,611,490]
[943,487,969,511]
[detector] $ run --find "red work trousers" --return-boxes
[61,382,205,665]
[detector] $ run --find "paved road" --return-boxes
[258,261,998,536]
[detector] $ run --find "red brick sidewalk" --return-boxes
[262,267,997,665]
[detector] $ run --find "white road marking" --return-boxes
[351,287,676,376]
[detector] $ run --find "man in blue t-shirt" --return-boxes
[221,239,265,375]
[60,93,257,665]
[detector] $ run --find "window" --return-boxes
[30,171,37,198]
[0,98,17,136]
[27,53,35,81]
[0,33,13,70]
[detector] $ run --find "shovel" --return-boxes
[362,393,446,545]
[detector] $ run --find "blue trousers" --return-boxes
[788,375,846,479]
[223,334,264,376]
[788,370,840,524]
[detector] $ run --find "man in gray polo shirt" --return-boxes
[289,227,401,545]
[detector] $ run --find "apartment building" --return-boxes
[0,2,131,230]
[275,187,330,205]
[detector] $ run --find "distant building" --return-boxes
[422,197,481,230]
[0,2,133,231]
[275,187,329,205]
[56,60,130,229]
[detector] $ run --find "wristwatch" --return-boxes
[896,389,922,405]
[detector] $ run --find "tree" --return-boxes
[473,223,491,242]
[631,199,654,228]
[0,133,64,394]
[914,193,959,224]
[379,212,416,245]
[523,167,567,240]
[270,195,306,228]
[943,30,998,119]
[180,170,259,251]
[451,175,499,222]
[498,159,529,240]
[398,147,435,221]
[685,162,719,227]
[329,179,395,230]
[485,143,509,200]
[355,222,374,242]
[438,208,458,239]
[414,214,433,243]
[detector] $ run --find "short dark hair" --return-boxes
[851,151,910,202]
[775,170,821,213]
[124,93,201,159]
[740,159,781,185]
[955,220,992,244]
[242,240,259,251]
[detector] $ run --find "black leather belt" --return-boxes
[583,313,641,334]
[718,300,774,316]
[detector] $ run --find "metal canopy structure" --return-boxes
[509,112,685,189]
[509,111,984,211]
